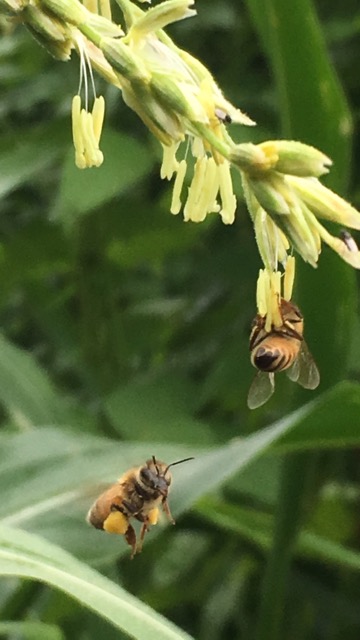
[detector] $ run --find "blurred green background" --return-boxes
[1,0,360,639]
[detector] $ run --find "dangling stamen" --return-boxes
[283,256,296,302]
[72,36,105,169]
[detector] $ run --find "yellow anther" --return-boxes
[170,159,187,214]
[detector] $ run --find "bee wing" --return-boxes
[287,341,320,390]
[247,371,275,409]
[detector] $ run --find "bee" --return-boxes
[87,456,194,558]
[340,229,358,253]
[247,298,320,409]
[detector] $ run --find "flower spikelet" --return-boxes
[236,140,360,270]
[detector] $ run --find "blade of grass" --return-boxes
[0,621,64,640]
[0,525,194,640]
[196,499,360,574]
[245,0,352,188]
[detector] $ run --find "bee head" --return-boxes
[140,456,194,496]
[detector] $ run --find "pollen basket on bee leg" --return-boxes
[147,507,159,526]
[103,510,129,534]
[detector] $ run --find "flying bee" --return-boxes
[87,456,194,558]
[247,298,320,409]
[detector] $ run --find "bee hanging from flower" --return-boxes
[248,257,320,409]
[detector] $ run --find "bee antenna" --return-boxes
[164,457,194,475]
[152,455,160,476]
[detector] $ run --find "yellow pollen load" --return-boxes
[103,510,129,534]
[147,507,159,526]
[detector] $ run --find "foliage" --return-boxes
[0,0,360,639]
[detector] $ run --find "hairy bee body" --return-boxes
[87,456,193,558]
[250,299,303,373]
[248,299,319,409]
[86,467,155,530]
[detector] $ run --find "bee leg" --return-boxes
[136,522,149,555]
[125,524,137,559]
[162,498,175,525]
[136,508,159,555]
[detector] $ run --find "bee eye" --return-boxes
[140,468,153,484]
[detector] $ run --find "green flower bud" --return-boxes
[150,72,206,122]
[40,0,87,26]
[247,175,291,216]
[302,207,360,269]
[271,205,320,268]
[25,23,72,59]
[129,0,195,38]
[122,83,181,144]
[23,4,69,42]
[86,13,123,38]
[230,143,269,173]
[0,0,25,13]
[287,176,360,230]
[100,37,150,82]
[115,0,143,31]
[259,140,332,177]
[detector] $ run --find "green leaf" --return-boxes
[0,621,64,640]
[241,7,357,637]
[246,0,352,188]
[0,124,65,199]
[0,428,195,562]
[196,498,360,573]
[52,129,154,225]
[0,525,194,640]
[270,381,360,452]
[0,412,298,562]
[105,373,216,444]
[0,383,360,562]
[0,334,71,426]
